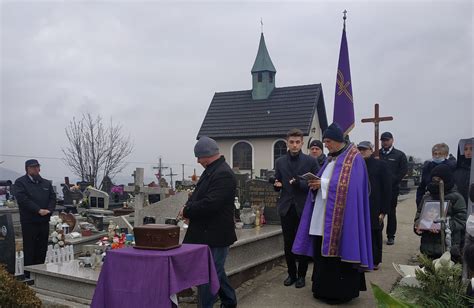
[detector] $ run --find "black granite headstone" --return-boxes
[62,186,83,205]
[234,173,250,207]
[101,176,113,194]
[0,213,15,274]
[246,179,280,225]
[87,215,104,231]
[77,181,93,192]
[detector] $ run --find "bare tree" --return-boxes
[62,113,133,188]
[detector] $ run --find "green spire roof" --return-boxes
[251,33,276,73]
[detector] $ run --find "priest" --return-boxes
[292,123,373,305]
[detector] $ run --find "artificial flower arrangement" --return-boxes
[110,185,124,195]
[96,222,134,250]
[49,216,65,249]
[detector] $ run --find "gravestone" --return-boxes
[77,181,93,192]
[235,173,250,206]
[101,176,113,195]
[86,187,110,210]
[87,215,104,231]
[246,179,280,224]
[124,168,168,227]
[0,213,15,274]
[62,186,84,205]
[136,191,189,225]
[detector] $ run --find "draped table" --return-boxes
[91,244,219,307]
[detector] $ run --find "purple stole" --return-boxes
[292,143,373,270]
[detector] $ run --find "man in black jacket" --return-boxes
[181,136,237,308]
[379,132,408,245]
[358,141,392,268]
[14,159,56,267]
[274,129,319,288]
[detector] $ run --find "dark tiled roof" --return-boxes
[197,84,328,139]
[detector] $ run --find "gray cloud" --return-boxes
[1,0,472,185]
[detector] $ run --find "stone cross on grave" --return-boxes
[361,103,393,158]
[124,168,167,227]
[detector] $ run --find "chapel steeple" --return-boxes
[251,33,276,100]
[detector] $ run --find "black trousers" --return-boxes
[280,204,309,279]
[371,228,383,265]
[386,190,399,239]
[21,222,49,266]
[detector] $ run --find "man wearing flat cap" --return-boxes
[180,136,237,308]
[357,141,392,269]
[14,159,56,269]
[293,123,373,305]
[379,132,408,245]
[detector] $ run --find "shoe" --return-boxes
[387,238,395,245]
[374,264,380,270]
[283,276,297,286]
[295,277,305,288]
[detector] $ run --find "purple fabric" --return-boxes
[333,26,355,135]
[91,244,220,308]
[293,144,373,270]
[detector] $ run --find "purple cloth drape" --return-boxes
[293,144,373,270]
[91,244,220,308]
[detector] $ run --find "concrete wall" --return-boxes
[216,130,323,177]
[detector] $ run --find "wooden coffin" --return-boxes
[133,224,180,250]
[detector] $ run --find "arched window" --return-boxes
[273,140,287,165]
[257,72,262,82]
[233,142,253,170]
[269,72,274,83]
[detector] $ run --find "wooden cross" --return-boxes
[361,103,393,158]
[165,168,178,189]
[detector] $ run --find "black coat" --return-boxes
[183,156,237,247]
[14,174,56,224]
[454,147,471,205]
[274,151,319,217]
[416,160,456,206]
[365,156,392,230]
[379,147,408,193]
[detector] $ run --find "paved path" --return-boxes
[234,191,419,307]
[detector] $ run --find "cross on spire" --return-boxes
[361,103,393,158]
[343,10,347,29]
[260,18,264,33]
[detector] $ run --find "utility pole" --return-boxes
[181,164,185,182]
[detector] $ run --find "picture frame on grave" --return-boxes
[417,200,449,231]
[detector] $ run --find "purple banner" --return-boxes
[333,26,355,135]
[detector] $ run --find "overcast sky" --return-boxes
[1,0,472,186]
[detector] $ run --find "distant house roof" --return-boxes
[197,84,328,139]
